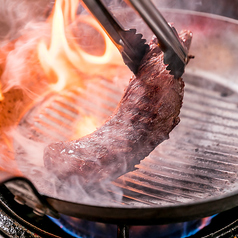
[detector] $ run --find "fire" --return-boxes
[37,0,81,92]
[37,0,124,92]
[74,115,97,139]
[0,0,129,175]
[36,0,127,138]
[0,83,3,100]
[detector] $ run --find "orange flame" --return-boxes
[37,0,124,92]
[73,115,98,139]
[0,0,129,176]
[0,83,3,101]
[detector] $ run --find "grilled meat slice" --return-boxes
[43,30,193,186]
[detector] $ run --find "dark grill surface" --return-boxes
[17,72,238,208]
[117,74,238,206]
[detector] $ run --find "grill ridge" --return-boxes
[16,75,238,207]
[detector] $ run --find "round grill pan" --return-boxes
[2,10,238,225]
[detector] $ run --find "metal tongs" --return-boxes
[81,0,188,79]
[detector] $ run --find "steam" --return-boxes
[1,25,50,97]
[0,0,54,98]
[0,0,52,41]
[0,0,132,205]
[1,0,238,208]
[10,127,124,205]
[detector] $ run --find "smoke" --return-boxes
[8,72,127,204]
[0,0,130,205]
[1,0,238,208]
[1,25,50,97]
[153,0,238,19]
[0,0,55,99]
[10,127,124,205]
[0,0,53,41]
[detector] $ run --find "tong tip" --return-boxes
[120,29,149,74]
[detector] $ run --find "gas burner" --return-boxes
[0,186,238,238]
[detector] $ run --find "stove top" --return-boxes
[0,183,238,238]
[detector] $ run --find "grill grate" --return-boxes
[116,74,238,206]
[17,73,238,207]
